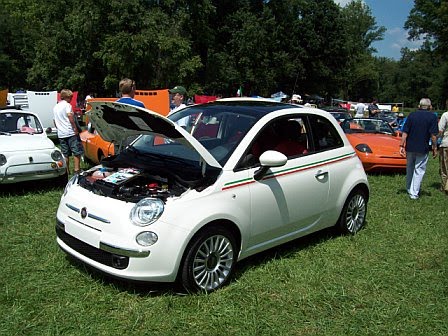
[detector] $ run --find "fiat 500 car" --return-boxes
[341,117,406,172]
[0,107,67,185]
[56,99,369,293]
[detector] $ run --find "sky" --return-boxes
[334,0,422,60]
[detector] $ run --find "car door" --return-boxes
[243,114,343,252]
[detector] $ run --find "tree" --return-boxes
[338,0,385,100]
[405,0,448,57]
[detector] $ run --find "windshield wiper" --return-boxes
[0,131,11,136]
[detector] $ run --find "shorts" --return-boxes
[59,135,84,157]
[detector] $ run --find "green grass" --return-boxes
[1,159,447,336]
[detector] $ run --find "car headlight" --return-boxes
[63,174,79,196]
[51,150,63,161]
[0,154,6,166]
[130,198,164,226]
[355,144,372,153]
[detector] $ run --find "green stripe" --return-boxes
[224,151,355,187]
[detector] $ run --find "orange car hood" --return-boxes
[347,133,402,154]
[87,101,221,168]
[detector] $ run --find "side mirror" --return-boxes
[254,150,287,181]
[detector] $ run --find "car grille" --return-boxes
[56,221,129,270]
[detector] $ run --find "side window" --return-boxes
[237,115,310,169]
[308,115,343,151]
[271,117,309,158]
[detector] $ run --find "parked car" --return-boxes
[56,99,369,293]
[0,107,67,185]
[325,109,353,124]
[80,123,115,164]
[340,117,406,172]
[373,110,399,129]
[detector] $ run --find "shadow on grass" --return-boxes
[366,170,406,176]
[0,179,65,196]
[62,225,342,297]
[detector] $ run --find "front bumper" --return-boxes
[55,187,191,283]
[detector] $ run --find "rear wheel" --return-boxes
[337,189,367,234]
[181,226,238,293]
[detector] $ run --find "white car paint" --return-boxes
[56,99,369,292]
[0,108,67,184]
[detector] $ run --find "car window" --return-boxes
[341,118,394,135]
[168,108,257,165]
[237,115,310,169]
[308,115,343,152]
[0,112,43,134]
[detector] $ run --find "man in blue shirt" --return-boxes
[116,78,145,108]
[399,98,438,199]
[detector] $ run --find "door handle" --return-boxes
[315,170,328,180]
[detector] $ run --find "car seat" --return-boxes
[274,120,307,157]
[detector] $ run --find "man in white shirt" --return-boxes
[53,89,84,174]
[438,111,448,194]
[168,85,189,128]
[355,98,366,117]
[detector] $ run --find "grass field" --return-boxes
[1,158,447,335]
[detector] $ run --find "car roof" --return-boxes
[192,98,302,118]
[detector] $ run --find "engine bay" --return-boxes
[78,167,187,202]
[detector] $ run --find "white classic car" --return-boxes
[0,107,67,185]
[56,98,369,293]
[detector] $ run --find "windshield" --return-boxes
[0,112,44,134]
[142,105,260,165]
[341,118,394,135]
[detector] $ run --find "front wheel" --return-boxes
[180,227,238,293]
[337,189,367,234]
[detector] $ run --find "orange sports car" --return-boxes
[80,123,114,164]
[340,118,406,172]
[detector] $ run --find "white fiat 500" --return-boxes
[0,107,67,185]
[56,98,369,292]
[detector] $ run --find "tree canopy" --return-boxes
[0,0,447,109]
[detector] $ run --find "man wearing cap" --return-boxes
[399,98,438,199]
[169,85,189,127]
[169,86,187,113]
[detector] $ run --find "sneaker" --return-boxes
[409,195,419,200]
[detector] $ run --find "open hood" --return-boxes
[87,101,221,168]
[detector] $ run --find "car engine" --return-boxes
[78,167,187,202]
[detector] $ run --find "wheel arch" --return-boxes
[176,219,242,280]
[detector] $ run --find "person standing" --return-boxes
[438,110,448,195]
[116,78,145,108]
[399,98,439,199]
[53,89,84,175]
[368,98,379,118]
[355,98,366,117]
[168,85,189,127]
[168,85,187,114]
[392,104,399,112]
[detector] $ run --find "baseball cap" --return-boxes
[169,86,187,95]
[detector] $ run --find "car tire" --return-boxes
[337,188,367,234]
[180,226,238,293]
